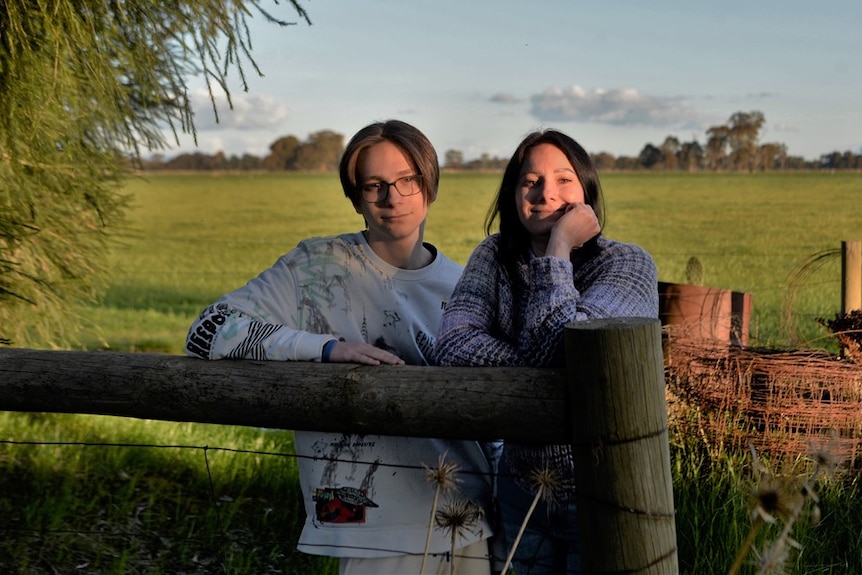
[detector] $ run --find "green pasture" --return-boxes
[75,171,862,354]
[0,412,334,574]
[3,171,861,573]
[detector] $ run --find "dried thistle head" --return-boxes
[810,447,840,473]
[807,432,842,478]
[734,445,825,575]
[753,479,801,524]
[434,499,484,542]
[424,451,462,493]
[748,444,801,524]
[685,256,703,285]
[528,466,562,505]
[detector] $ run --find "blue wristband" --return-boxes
[322,339,337,362]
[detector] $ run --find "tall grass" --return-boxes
[670,430,862,574]
[0,412,336,574]
[3,171,862,573]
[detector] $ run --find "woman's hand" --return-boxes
[545,203,600,258]
[327,341,405,366]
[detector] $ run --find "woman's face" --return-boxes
[354,140,430,244]
[515,143,585,239]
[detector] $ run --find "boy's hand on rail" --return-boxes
[328,341,405,366]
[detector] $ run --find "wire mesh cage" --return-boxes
[664,329,862,468]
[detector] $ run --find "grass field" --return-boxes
[0,412,335,574]
[75,171,861,354]
[3,171,862,574]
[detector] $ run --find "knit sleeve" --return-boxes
[573,240,659,319]
[517,256,581,366]
[519,240,659,365]
[434,238,527,367]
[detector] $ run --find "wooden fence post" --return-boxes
[842,240,861,313]
[564,317,678,574]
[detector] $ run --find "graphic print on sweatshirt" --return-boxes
[186,303,228,359]
[289,240,430,363]
[313,486,379,524]
[311,434,381,524]
[290,250,352,334]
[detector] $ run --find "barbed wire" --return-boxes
[0,436,504,560]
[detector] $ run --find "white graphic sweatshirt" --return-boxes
[185,231,493,558]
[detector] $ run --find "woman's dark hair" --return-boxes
[339,119,439,209]
[485,129,605,264]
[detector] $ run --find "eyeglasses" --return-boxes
[359,174,423,203]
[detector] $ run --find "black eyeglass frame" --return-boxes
[358,174,424,203]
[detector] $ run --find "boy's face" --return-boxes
[354,141,430,245]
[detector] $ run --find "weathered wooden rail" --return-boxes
[0,346,566,443]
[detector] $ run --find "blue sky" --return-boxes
[167,0,862,162]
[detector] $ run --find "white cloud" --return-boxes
[489,92,521,104]
[746,92,777,99]
[530,86,702,128]
[771,122,798,133]
[189,89,289,131]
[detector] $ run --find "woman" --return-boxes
[434,129,658,574]
[187,120,493,575]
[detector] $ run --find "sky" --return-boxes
[165,0,862,162]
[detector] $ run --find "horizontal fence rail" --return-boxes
[0,347,567,443]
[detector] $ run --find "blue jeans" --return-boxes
[497,455,581,575]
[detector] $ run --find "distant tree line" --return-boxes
[144,130,345,172]
[142,111,862,173]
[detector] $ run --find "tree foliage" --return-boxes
[264,135,303,170]
[638,143,662,169]
[292,130,344,172]
[261,130,344,172]
[0,0,309,347]
[727,111,765,172]
[444,149,464,170]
